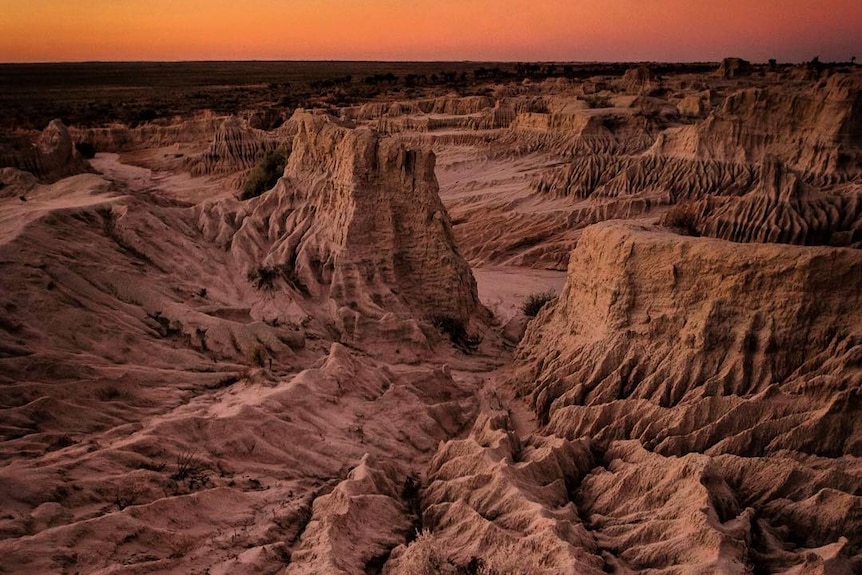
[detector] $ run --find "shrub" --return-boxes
[585,94,611,108]
[247,262,308,294]
[247,265,280,290]
[662,202,702,236]
[74,141,96,159]
[113,486,141,510]
[429,314,482,353]
[52,434,75,449]
[170,450,209,491]
[521,291,555,317]
[246,343,267,367]
[240,146,289,201]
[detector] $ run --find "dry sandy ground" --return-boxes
[0,147,561,575]
[90,153,232,203]
[2,64,861,574]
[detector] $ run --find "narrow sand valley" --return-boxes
[1,60,861,574]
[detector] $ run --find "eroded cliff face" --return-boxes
[186,116,281,177]
[659,72,862,175]
[499,71,862,269]
[494,221,862,571]
[0,112,487,574]
[385,408,604,575]
[671,158,862,247]
[503,71,861,178]
[517,222,862,423]
[400,220,862,574]
[198,111,483,344]
[0,120,91,182]
[69,114,228,152]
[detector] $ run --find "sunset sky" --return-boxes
[2,0,860,63]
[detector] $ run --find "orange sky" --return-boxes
[2,0,860,63]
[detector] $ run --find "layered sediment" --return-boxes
[198,111,483,343]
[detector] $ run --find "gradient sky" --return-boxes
[2,0,860,63]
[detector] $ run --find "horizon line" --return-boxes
[1,58,751,66]
[0,56,849,67]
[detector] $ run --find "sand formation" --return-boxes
[186,116,282,177]
[0,120,91,183]
[0,61,861,573]
[505,221,862,571]
[195,110,484,349]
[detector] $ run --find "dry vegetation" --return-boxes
[0,61,718,130]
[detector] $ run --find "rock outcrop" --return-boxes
[676,91,709,117]
[186,116,281,176]
[344,96,495,123]
[385,407,604,574]
[658,73,862,174]
[503,97,656,159]
[35,120,90,181]
[501,221,862,571]
[0,120,91,182]
[668,158,862,247]
[69,113,227,153]
[619,65,659,94]
[535,153,758,202]
[198,111,483,343]
[717,57,753,79]
[286,456,412,574]
[576,442,860,573]
[516,221,862,426]
[510,72,862,269]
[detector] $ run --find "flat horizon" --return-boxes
[2,57,846,67]
[2,58,731,65]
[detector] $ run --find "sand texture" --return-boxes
[1,61,861,574]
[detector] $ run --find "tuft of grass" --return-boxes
[521,291,555,317]
[240,146,289,201]
[170,450,210,491]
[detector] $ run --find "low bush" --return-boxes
[170,450,210,491]
[429,314,482,353]
[240,146,289,200]
[74,141,97,159]
[246,343,267,367]
[521,291,555,317]
[585,94,611,108]
[247,265,280,290]
[95,384,133,402]
[247,262,309,294]
[662,202,702,236]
